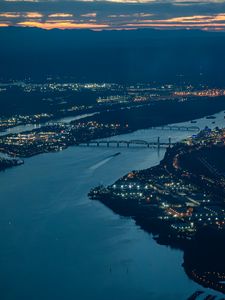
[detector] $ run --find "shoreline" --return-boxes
[0,99,225,158]
[0,107,224,171]
[89,128,225,295]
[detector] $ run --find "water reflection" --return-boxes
[0,112,224,300]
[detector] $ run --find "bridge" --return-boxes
[148,125,200,132]
[76,137,175,149]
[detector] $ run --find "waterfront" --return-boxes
[99,110,225,144]
[0,112,98,137]
[0,112,224,300]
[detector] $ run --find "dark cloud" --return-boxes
[1,0,225,30]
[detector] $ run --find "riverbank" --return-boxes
[0,157,23,171]
[1,97,225,162]
[1,119,224,299]
[89,127,225,295]
[84,96,225,132]
[0,112,99,137]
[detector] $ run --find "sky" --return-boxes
[1,0,225,30]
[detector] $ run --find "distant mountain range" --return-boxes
[1,27,225,85]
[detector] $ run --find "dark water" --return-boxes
[0,114,224,300]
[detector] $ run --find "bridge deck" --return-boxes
[76,139,176,148]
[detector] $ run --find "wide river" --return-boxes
[0,112,224,300]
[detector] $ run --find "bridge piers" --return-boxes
[80,137,176,149]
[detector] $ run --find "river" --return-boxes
[0,112,99,137]
[0,112,224,300]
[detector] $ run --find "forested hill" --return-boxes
[1,27,225,84]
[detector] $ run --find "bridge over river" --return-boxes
[148,125,200,132]
[75,125,199,149]
[76,137,175,149]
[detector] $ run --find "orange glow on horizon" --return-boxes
[0,23,9,27]
[1,9,225,31]
[0,12,20,18]
[25,12,43,18]
[125,22,225,28]
[17,21,109,29]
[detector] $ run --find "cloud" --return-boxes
[25,11,42,17]
[0,22,9,26]
[1,0,225,30]
[48,13,73,17]
[0,12,20,17]
[17,20,109,29]
[81,13,97,17]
